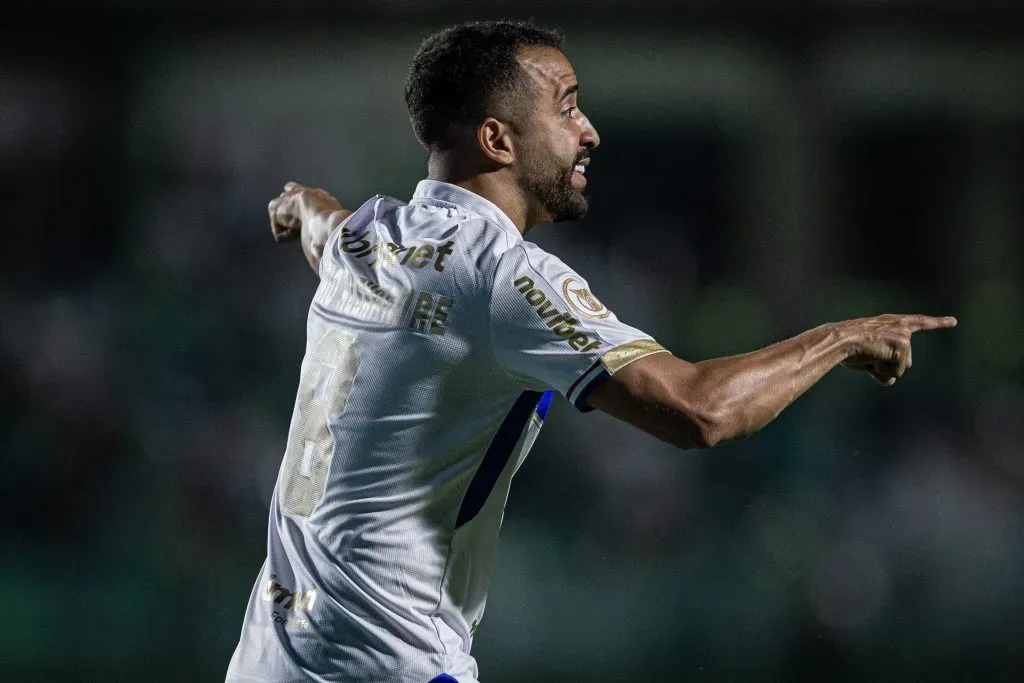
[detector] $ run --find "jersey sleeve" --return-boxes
[488,242,669,411]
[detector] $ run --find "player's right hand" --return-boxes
[269,181,353,274]
[838,314,957,386]
[268,181,344,243]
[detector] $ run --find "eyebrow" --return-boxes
[558,84,578,101]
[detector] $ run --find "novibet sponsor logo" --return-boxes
[513,276,602,353]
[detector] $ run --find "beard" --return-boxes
[520,150,590,223]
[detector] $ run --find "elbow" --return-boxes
[661,407,727,451]
[612,355,737,451]
[690,416,727,450]
[662,387,732,450]
[689,405,771,450]
[636,370,729,450]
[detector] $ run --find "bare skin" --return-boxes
[585,315,955,449]
[268,46,958,450]
[268,182,350,274]
[426,46,598,231]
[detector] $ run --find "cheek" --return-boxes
[521,121,574,172]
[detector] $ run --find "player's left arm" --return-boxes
[268,181,353,275]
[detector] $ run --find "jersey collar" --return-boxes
[412,180,522,242]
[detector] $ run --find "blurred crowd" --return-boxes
[2,5,1023,681]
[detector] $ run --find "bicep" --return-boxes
[585,352,713,450]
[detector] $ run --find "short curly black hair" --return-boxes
[405,20,565,152]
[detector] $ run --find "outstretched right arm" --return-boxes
[586,314,957,450]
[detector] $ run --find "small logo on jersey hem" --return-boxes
[261,572,318,617]
[562,277,610,319]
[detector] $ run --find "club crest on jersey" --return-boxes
[562,277,610,319]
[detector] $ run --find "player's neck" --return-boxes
[455,176,534,235]
[427,157,536,235]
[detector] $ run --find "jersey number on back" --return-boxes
[280,329,359,517]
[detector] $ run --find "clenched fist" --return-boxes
[268,181,352,273]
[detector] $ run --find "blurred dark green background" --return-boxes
[3,2,1023,681]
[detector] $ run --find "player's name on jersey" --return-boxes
[315,269,408,325]
[338,227,454,272]
[514,276,601,353]
[315,269,453,337]
[408,291,453,336]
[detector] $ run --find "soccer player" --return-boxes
[226,20,956,683]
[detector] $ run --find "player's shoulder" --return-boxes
[397,205,522,283]
[347,193,407,221]
[386,192,516,252]
[330,194,406,249]
[491,240,618,321]
[328,191,532,290]
[492,239,582,289]
[331,191,501,254]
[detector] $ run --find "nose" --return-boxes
[579,112,600,150]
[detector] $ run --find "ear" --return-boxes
[476,118,515,166]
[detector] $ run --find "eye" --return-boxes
[562,106,577,118]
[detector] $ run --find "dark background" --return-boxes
[3,2,1023,681]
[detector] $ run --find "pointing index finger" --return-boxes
[906,315,958,332]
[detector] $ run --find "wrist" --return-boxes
[825,321,860,360]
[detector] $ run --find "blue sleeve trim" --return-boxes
[572,368,610,413]
[428,675,459,683]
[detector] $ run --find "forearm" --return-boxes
[686,323,850,446]
[269,182,353,275]
[301,208,352,274]
[590,313,952,450]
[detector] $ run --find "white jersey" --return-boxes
[227,180,666,683]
